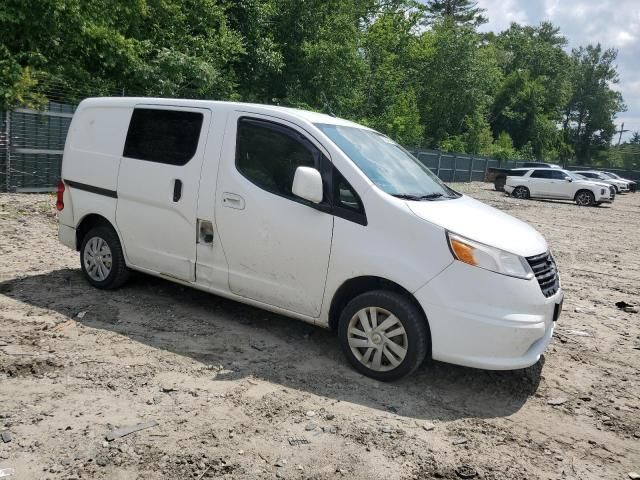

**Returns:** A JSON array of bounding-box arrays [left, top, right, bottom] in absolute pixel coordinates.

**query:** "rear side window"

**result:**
[[236, 118, 320, 199], [123, 108, 203, 165], [531, 170, 552, 179]]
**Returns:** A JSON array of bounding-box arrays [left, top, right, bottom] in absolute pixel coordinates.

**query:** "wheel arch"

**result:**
[[75, 213, 119, 251], [328, 276, 431, 338], [573, 188, 595, 201]]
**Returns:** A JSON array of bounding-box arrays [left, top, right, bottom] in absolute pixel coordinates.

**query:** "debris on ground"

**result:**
[[105, 421, 159, 441], [0, 467, 15, 478], [0, 432, 11, 444], [561, 329, 592, 337], [616, 301, 639, 313], [455, 464, 477, 478], [547, 397, 569, 406], [288, 437, 310, 446]]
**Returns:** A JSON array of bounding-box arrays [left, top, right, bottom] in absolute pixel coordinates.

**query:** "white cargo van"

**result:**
[[58, 98, 563, 380]]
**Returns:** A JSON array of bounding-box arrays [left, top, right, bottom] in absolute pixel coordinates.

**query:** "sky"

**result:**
[[476, 0, 640, 142]]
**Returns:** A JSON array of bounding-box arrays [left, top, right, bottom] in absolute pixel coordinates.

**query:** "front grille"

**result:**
[[526, 252, 559, 298]]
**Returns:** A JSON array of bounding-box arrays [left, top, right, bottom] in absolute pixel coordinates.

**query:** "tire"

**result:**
[[512, 186, 530, 200], [80, 225, 130, 289], [338, 290, 429, 381], [574, 190, 595, 207]]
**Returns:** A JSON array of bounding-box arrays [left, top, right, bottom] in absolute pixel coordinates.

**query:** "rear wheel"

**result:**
[[80, 225, 129, 289], [575, 190, 595, 207], [512, 186, 530, 200], [338, 290, 429, 381]]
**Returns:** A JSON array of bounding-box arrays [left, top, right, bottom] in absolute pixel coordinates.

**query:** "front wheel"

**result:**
[[512, 186, 530, 200], [80, 225, 130, 289], [338, 290, 429, 381], [575, 190, 595, 206]]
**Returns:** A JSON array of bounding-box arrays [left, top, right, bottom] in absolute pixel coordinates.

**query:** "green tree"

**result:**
[[563, 44, 626, 163], [423, 0, 487, 26], [412, 22, 499, 149], [490, 22, 572, 159], [0, 0, 244, 104], [359, 7, 423, 143]]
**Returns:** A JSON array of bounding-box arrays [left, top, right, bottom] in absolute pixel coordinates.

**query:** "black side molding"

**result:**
[[65, 180, 118, 199]]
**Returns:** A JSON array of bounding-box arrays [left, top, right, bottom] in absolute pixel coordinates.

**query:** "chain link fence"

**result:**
[[1, 101, 639, 192]]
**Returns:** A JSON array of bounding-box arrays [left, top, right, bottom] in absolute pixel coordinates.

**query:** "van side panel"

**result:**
[[62, 105, 132, 191], [60, 104, 132, 242]]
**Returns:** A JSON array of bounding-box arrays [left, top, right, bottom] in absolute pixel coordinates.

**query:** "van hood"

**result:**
[[406, 195, 547, 258]]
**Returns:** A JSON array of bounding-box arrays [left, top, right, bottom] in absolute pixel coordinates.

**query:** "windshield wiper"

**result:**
[[392, 193, 445, 201]]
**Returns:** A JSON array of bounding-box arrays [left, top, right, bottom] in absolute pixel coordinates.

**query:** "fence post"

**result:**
[[452, 154, 457, 182], [468, 156, 474, 182], [436, 151, 441, 178], [484, 158, 489, 181], [5, 110, 10, 192]]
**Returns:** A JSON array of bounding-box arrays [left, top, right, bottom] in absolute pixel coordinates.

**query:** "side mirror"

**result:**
[[292, 166, 323, 204], [564, 176, 572, 182]]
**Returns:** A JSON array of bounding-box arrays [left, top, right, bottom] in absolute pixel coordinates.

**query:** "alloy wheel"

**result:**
[[576, 191, 593, 206], [513, 186, 529, 199]]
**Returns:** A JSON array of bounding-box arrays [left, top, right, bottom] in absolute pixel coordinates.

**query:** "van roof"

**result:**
[[78, 97, 366, 129]]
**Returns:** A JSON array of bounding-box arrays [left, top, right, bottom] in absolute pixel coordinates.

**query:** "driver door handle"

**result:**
[[222, 192, 245, 210]]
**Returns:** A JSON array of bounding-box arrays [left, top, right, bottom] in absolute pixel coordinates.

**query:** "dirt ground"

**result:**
[[0, 183, 639, 480]]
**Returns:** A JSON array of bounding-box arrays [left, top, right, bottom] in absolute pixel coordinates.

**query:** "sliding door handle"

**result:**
[[173, 179, 183, 202]]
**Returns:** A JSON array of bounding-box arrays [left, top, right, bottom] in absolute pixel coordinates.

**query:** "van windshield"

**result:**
[[315, 124, 458, 200]]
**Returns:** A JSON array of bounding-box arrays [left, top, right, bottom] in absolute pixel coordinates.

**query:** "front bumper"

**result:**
[[595, 188, 613, 203], [415, 260, 562, 370]]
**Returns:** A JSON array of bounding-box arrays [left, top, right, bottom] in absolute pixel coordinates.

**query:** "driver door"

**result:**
[[214, 113, 334, 317], [546, 170, 573, 198]]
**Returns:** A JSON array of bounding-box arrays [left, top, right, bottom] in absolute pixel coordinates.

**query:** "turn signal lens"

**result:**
[[446, 231, 534, 280], [450, 238, 477, 266]]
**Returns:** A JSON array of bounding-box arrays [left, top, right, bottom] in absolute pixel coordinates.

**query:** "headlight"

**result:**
[[446, 232, 534, 280]]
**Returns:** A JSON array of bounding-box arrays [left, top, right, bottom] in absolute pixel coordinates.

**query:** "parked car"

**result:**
[[520, 162, 562, 169], [505, 168, 614, 206], [573, 170, 629, 193], [57, 97, 563, 380], [601, 171, 637, 193]]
